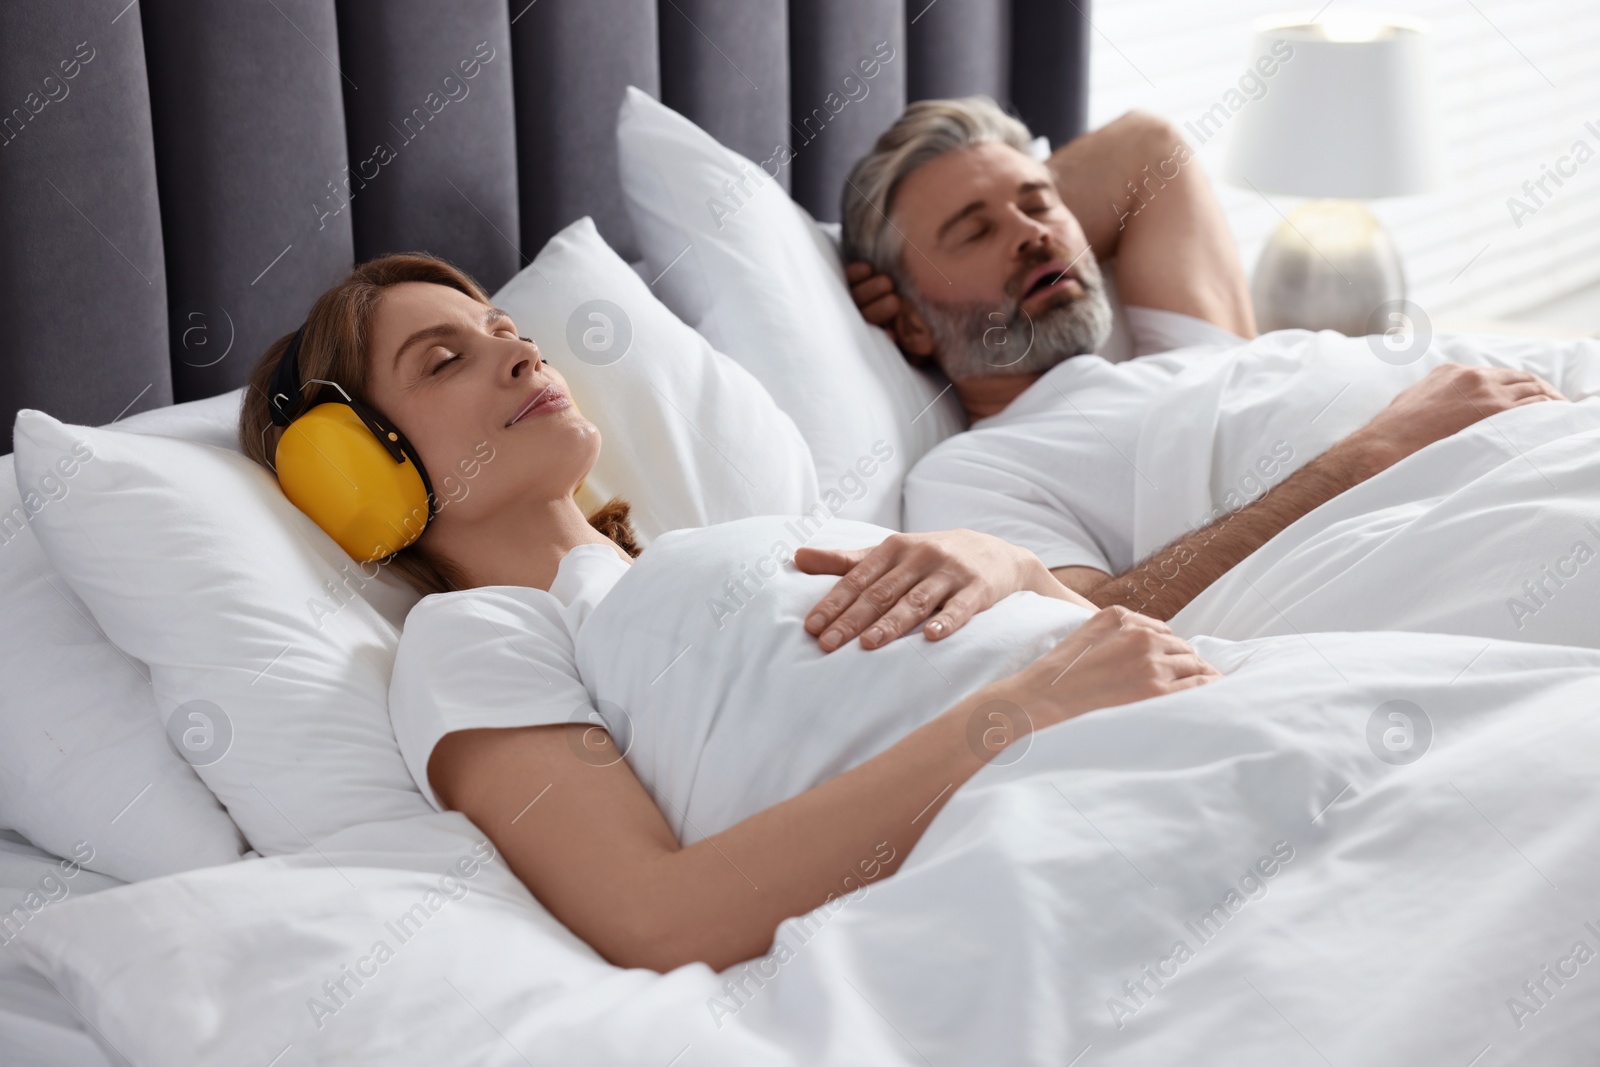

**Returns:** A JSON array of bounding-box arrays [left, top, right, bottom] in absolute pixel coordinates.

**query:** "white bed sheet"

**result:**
[[14, 331, 1600, 1063], [1122, 328, 1600, 650], [1172, 397, 1600, 648], [0, 831, 124, 1067], [1130, 330, 1600, 560], [11, 627, 1600, 1065]]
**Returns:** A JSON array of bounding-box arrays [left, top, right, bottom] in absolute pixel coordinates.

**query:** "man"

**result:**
[[840, 96, 1567, 620]]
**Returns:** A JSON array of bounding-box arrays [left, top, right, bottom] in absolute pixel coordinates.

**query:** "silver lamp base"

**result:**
[[1250, 199, 1406, 336]]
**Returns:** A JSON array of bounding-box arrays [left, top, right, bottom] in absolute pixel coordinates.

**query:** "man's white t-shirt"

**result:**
[[903, 308, 1243, 575]]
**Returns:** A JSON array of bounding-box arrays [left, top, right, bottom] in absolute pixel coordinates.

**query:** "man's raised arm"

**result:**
[[1045, 110, 1255, 338], [846, 110, 1256, 343]]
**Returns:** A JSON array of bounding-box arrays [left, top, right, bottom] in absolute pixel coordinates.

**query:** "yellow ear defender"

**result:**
[[265, 323, 558, 564], [266, 324, 436, 562]]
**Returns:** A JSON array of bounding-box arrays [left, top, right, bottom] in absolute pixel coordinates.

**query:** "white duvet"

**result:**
[[1130, 329, 1600, 651], [13, 509, 1600, 1064], [576, 517, 1091, 843], [0, 833, 123, 1067]]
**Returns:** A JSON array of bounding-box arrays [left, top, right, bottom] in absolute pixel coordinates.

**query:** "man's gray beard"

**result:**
[[902, 253, 1114, 381]]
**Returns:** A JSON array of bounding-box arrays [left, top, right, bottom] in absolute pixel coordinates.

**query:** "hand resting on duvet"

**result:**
[[239, 258, 1218, 972]]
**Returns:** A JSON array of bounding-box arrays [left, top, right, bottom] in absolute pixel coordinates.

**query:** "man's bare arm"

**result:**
[[1075, 438, 1387, 618], [1046, 111, 1256, 338], [1049, 564, 1112, 598], [1053, 363, 1568, 619]]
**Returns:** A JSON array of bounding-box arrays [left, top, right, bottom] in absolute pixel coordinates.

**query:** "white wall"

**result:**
[[1085, 0, 1600, 320]]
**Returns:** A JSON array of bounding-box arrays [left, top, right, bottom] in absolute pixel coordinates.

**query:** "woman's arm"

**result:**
[[430, 606, 1215, 973]]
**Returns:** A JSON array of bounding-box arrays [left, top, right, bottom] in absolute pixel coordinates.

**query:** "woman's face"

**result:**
[[363, 281, 599, 527]]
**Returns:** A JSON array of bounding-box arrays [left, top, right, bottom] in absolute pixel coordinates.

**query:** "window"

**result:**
[[1087, 0, 1600, 322]]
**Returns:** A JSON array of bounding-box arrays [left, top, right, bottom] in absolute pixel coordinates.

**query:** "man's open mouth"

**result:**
[[1018, 262, 1074, 303]]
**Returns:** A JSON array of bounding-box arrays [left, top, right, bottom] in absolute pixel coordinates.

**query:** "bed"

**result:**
[[0, 2, 1090, 1062], [6, 4, 1600, 1066]]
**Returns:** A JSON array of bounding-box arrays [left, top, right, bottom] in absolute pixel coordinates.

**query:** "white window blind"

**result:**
[[1085, 0, 1600, 321]]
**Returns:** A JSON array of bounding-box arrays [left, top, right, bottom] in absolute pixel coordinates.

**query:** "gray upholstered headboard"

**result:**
[[0, 0, 1088, 453]]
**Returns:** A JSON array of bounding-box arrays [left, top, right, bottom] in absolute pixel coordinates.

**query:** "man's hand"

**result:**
[[1346, 363, 1566, 470], [796, 529, 1065, 652], [989, 606, 1220, 727], [845, 261, 901, 338]]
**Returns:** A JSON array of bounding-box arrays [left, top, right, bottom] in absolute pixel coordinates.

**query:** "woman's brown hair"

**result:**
[[239, 252, 640, 596]]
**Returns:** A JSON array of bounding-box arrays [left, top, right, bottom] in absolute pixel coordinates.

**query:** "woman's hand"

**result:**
[[988, 606, 1221, 733], [796, 529, 1071, 652]]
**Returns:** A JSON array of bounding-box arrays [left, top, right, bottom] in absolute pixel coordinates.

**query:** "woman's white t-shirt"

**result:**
[[388, 543, 631, 810], [389, 517, 1091, 840]]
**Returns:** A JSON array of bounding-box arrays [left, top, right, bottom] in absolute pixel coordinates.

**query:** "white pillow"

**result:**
[[0, 454, 248, 882], [102, 387, 422, 632], [13, 410, 434, 856], [492, 217, 817, 539], [10, 813, 621, 1067], [114, 385, 244, 451], [0, 393, 252, 882], [616, 88, 966, 529]]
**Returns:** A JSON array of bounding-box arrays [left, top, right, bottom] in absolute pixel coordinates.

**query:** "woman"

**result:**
[[239, 253, 1219, 973]]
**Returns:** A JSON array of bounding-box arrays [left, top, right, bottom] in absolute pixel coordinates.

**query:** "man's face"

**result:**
[[889, 141, 1111, 381]]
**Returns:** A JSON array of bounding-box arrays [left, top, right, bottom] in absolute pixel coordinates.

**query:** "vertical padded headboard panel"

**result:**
[[1010, 0, 1091, 147], [660, 0, 792, 192], [0, 7, 171, 452], [787, 0, 907, 223], [141, 0, 355, 403], [337, 1, 520, 293], [0, 1, 1092, 445], [907, 0, 1011, 102], [510, 0, 660, 263]]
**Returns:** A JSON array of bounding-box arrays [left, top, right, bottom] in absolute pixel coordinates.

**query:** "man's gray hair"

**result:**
[[841, 96, 1034, 275]]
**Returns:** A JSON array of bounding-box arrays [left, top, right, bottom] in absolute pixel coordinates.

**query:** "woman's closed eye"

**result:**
[[427, 326, 519, 375]]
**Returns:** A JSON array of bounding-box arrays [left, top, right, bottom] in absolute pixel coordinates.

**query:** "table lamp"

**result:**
[[1224, 12, 1445, 335]]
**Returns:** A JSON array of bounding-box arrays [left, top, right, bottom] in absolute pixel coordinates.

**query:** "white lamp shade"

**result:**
[[1223, 14, 1445, 198]]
